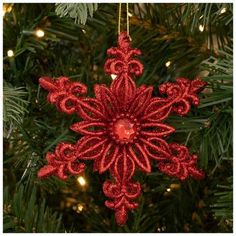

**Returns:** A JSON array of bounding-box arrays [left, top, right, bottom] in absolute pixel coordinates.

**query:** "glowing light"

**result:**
[[77, 176, 86, 186], [111, 74, 117, 80], [7, 50, 14, 57], [166, 188, 171, 192], [77, 204, 84, 212], [82, 29, 86, 34], [170, 183, 181, 189], [165, 61, 171, 67], [199, 15, 203, 19], [128, 12, 133, 17], [3, 4, 12, 16], [35, 29, 45, 38], [199, 25, 204, 32], [220, 7, 227, 14]]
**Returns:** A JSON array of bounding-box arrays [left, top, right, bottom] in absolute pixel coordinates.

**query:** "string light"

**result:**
[[7, 50, 14, 57], [77, 176, 86, 186], [128, 12, 133, 17], [111, 74, 117, 80], [199, 25, 204, 32], [220, 7, 227, 14], [3, 4, 12, 17], [72, 203, 84, 213], [77, 204, 84, 212], [165, 61, 171, 67], [170, 183, 181, 190], [161, 226, 166, 231], [166, 188, 171, 192], [35, 29, 45, 38]]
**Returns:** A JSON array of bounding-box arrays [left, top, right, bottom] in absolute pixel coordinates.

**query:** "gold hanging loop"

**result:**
[[118, 3, 122, 35], [118, 3, 130, 38], [126, 3, 129, 36]]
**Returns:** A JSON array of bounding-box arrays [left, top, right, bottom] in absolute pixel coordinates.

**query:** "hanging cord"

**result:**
[[126, 3, 129, 36], [118, 3, 121, 35], [118, 3, 130, 37]]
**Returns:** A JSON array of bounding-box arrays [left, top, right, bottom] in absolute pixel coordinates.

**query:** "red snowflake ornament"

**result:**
[[38, 32, 206, 225]]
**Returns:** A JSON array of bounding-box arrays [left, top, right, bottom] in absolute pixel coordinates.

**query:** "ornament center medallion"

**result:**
[[113, 118, 136, 141]]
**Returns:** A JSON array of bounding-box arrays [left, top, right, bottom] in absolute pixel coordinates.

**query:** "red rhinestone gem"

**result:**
[[113, 118, 136, 141]]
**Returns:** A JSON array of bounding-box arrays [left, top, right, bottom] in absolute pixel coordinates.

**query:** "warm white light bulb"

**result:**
[[220, 7, 227, 14], [166, 188, 171, 192], [111, 74, 117, 80], [199, 25, 204, 32], [128, 12, 133, 17], [35, 29, 45, 38], [3, 5, 12, 16], [77, 176, 86, 186], [77, 204, 84, 212], [7, 49, 14, 57], [165, 61, 171, 67]]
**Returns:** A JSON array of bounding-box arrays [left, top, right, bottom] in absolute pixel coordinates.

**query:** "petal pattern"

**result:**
[[111, 74, 136, 109], [113, 148, 135, 182], [70, 121, 107, 136], [140, 137, 171, 160], [142, 98, 172, 122], [77, 98, 106, 121], [128, 86, 153, 117], [141, 123, 175, 137], [76, 136, 107, 160], [128, 143, 151, 173], [99, 142, 119, 173], [94, 84, 119, 118]]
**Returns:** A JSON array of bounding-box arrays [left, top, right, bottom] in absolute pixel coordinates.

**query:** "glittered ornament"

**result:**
[[38, 32, 206, 225]]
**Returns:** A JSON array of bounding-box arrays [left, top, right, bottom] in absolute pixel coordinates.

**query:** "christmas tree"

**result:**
[[3, 3, 233, 233]]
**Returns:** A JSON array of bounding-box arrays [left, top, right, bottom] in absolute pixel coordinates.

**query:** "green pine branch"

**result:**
[[3, 82, 29, 138], [211, 177, 232, 221], [55, 3, 98, 25], [3, 185, 63, 233]]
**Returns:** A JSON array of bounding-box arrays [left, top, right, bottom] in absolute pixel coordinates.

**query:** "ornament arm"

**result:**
[[103, 148, 141, 225], [158, 77, 207, 116], [143, 77, 206, 122], [39, 76, 87, 115], [37, 142, 85, 180], [157, 143, 205, 181]]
